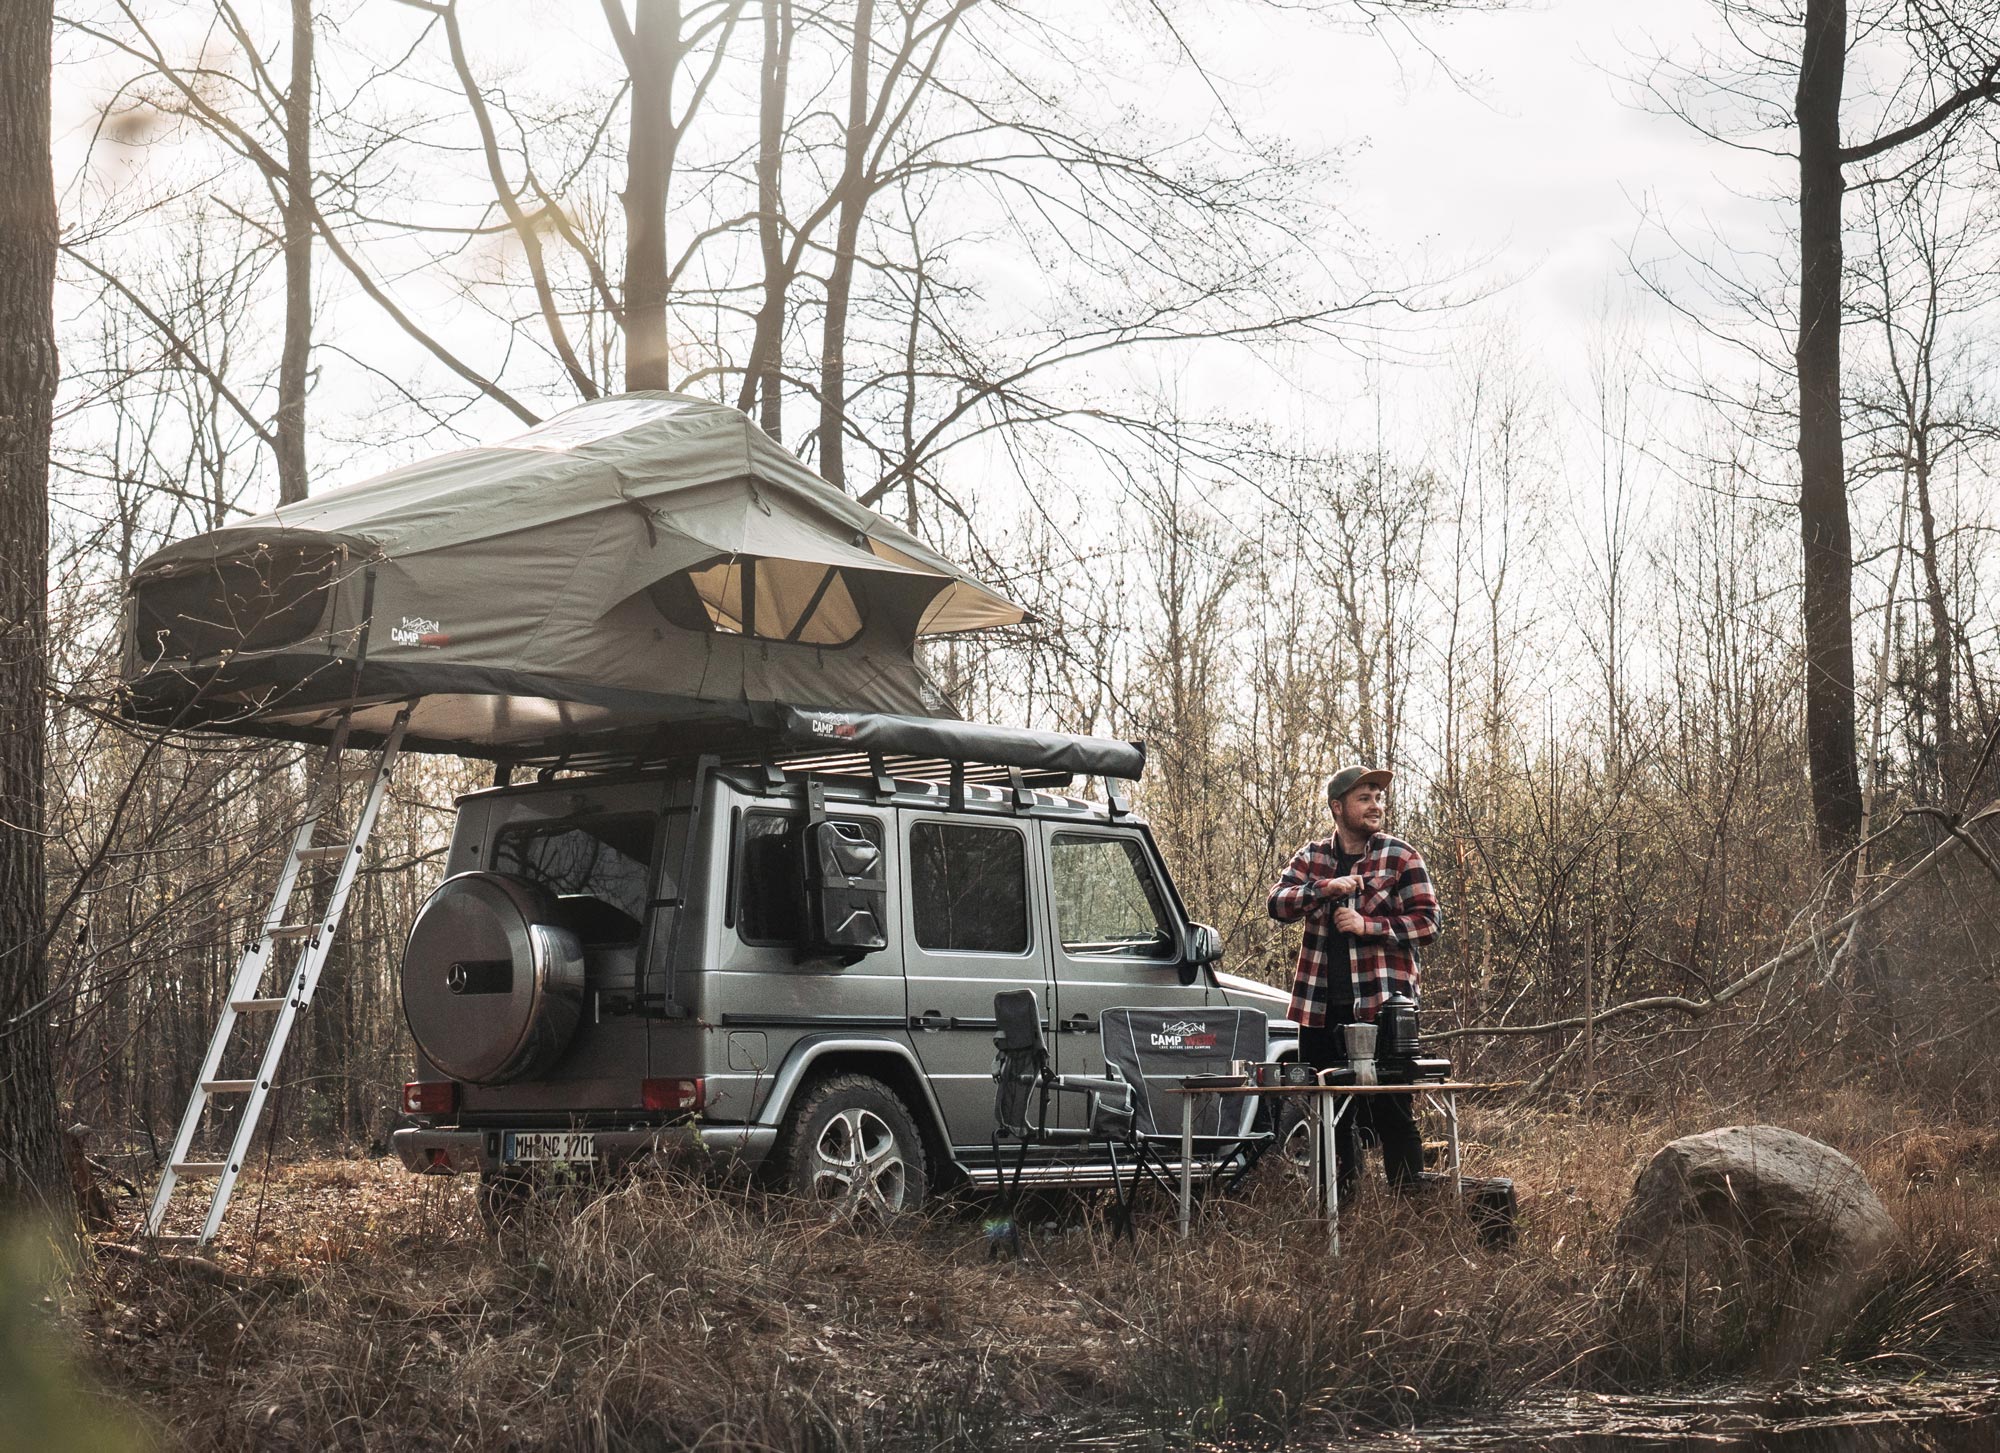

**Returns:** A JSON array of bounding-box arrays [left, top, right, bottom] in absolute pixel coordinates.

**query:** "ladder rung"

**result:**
[[202, 1079, 255, 1094], [296, 844, 350, 863], [268, 924, 316, 941], [334, 762, 380, 785], [171, 1161, 229, 1175], [230, 997, 285, 1014]]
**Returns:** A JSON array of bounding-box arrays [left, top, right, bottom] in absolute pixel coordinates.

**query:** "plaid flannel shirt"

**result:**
[[1267, 831, 1440, 1026]]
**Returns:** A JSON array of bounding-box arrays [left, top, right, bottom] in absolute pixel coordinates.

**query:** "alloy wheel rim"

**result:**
[[809, 1106, 911, 1216]]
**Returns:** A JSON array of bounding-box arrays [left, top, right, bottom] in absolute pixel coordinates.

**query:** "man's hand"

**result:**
[[1316, 875, 1362, 899], [1332, 906, 1367, 935]]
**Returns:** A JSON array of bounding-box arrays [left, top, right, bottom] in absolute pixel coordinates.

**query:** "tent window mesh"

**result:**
[[648, 558, 865, 646], [129, 545, 343, 664]]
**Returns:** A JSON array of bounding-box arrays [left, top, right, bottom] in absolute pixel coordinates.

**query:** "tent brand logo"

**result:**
[[391, 616, 450, 648], [807, 713, 858, 739], [1149, 1020, 1216, 1050]]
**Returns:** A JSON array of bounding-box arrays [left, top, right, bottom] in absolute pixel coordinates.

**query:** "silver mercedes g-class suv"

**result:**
[[391, 714, 1295, 1214]]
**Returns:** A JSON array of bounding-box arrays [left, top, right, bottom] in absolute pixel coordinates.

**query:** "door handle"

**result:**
[[913, 1009, 950, 1031], [1063, 1013, 1095, 1033]]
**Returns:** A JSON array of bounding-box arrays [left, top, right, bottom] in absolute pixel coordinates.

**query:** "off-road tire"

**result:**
[[771, 1073, 929, 1218]]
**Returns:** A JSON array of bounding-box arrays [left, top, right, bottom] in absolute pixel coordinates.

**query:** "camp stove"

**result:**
[[1374, 992, 1451, 1084]]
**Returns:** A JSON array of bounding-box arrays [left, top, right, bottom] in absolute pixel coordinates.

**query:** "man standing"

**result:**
[[1268, 766, 1440, 1191]]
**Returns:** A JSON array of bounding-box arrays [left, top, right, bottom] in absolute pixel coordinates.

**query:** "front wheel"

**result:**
[[773, 1074, 929, 1219]]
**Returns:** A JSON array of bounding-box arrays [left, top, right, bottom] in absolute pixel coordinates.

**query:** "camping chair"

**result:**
[[990, 989, 1139, 1248], [1096, 1006, 1273, 1207]]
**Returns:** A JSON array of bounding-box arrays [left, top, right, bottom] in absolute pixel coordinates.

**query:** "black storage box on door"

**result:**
[[802, 781, 887, 962]]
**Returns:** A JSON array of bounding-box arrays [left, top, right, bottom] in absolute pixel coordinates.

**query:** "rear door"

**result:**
[[700, 795, 905, 1125], [455, 780, 665, 1115], [1042, 827, 1208, 1125], [898, 812, 1051, 1150]]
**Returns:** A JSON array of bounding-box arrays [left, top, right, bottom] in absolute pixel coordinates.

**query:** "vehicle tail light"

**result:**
[[643, 1077, 705, 1114], [402, 1080, 458, 1115]]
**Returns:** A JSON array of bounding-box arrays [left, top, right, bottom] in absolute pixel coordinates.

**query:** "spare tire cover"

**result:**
[[401, 872, 587, 1085]]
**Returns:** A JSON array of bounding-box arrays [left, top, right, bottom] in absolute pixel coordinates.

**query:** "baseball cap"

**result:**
[[1325, 765, 1393, 806]]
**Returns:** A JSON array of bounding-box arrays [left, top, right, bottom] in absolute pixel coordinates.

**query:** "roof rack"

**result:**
[[724, 748, 1073, 789]]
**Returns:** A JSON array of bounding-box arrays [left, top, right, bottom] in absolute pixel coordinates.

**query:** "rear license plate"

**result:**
[[504, 1131, 596, 1164]]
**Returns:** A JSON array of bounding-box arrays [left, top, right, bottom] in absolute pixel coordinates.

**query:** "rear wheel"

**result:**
[[773, 1074, 929, 1218]]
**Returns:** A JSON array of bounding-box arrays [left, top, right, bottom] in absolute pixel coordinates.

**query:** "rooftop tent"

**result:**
[[119, 393, 1029, 761]]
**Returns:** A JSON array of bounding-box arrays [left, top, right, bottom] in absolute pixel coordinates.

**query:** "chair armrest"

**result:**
[[1055, 1074, 1129, 1100]]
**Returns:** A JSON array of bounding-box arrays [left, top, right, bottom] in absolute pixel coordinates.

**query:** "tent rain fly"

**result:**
[[119, 393, 1036, 764]]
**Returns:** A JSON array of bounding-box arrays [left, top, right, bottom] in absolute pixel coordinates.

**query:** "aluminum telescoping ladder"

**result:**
[[145, 705, 414, 1245]]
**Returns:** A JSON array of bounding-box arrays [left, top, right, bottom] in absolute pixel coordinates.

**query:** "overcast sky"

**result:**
[[1201, 0, 1784, 417]]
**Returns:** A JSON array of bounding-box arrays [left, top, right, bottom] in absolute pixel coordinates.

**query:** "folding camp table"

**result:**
[[1168, 1080, 1505, 1254]]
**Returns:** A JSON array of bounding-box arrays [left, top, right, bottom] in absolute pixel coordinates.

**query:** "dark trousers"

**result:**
[[1297, 1019, 1423, 1189]]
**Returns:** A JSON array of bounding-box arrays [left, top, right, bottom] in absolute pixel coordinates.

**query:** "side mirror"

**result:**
[[802, 819, 887, 961], [1179, 921, 1224, 984]]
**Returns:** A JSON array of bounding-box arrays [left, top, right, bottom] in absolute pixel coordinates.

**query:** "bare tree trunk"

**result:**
[[0, 0, 66, 1219], [742, 0, 793, 437], [1910, 442, 1957, 792], [1796, 0, 1862, 870], [817, 0, 873, 490], [276, 0, 313, 504], [620, 0, 679, 392]]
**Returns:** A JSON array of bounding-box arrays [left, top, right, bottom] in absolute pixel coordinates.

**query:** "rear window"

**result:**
[[493, 812, 654, 939], [910, 822, 1028, 954]]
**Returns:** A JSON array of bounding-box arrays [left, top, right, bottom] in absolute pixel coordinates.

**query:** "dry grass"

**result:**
[[66, 1089, 2000, 1451]]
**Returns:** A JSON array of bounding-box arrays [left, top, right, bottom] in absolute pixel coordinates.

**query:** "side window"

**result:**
[[910, 822, 1029, 954], [736, 810, 883, 945], [492, 812, 654, 942], [1050, 835, 1173, 959]]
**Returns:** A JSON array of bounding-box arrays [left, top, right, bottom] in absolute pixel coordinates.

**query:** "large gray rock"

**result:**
[[1614, 1124, 1895, 1367], [1615, 1124, 1894, 1267]]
